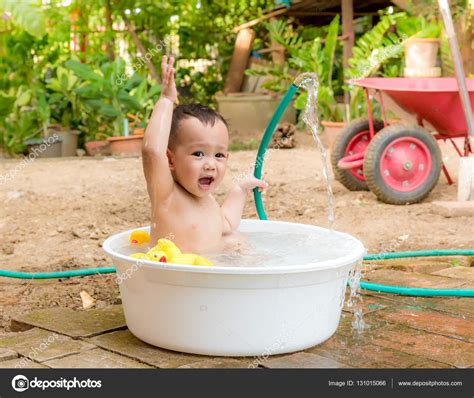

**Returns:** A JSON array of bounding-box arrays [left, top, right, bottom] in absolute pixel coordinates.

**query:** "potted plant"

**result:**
[[106, 80, 161, 156], [397, 16, 442, 77], [46, 66, 85, 156], [4, 85, 64, 158], [65, 58, 162, 156], [66, 58, 147, 156]]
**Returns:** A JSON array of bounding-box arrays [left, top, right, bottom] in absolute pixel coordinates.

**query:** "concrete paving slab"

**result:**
[[88, 329, 206, 368], [43, 348, 151, 368], [11, 305, 126, 338], [0, 327, 95, 362]]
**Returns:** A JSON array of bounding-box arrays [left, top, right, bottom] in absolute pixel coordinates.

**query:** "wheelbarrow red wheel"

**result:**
[[331, 118, 385, 191], [363, 124, 442, 205]]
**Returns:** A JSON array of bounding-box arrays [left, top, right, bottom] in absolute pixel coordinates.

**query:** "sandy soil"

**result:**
[[0, 131, 472, 334]]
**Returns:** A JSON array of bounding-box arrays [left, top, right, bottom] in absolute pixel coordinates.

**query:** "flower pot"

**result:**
[[404, 38, 441, 77], [84, 140, 111, 156], [58, 129, 80, 157], [25, 135, 63, 158], [47, 127, 81, 157], [133, 127, 145, 136], [320, 121, 346, 149], [107, 135, 143, 157]]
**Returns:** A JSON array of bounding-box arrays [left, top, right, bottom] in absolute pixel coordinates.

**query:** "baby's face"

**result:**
[[168, 117, 229, 198]]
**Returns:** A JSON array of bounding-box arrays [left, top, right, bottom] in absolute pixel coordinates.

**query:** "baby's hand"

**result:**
[[238, 175, 268, 193], [160, 55, 177, 103]]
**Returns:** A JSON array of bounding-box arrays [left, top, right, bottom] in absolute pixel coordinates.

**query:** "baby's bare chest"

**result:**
[[179, 199, 223, 231], [155, 195, 223, 237]]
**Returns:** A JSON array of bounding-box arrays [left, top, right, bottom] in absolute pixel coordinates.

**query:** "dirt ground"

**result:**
[[0, 130, 472, 335]]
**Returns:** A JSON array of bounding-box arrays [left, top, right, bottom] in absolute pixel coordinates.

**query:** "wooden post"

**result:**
[[462, 0, 474, 74], [223, 28, 256, 94], [342, 0, 354, 122]]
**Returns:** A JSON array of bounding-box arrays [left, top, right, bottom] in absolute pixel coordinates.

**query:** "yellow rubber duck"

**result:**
[[129, 230, 150, 246], [129, 236, 213, 266], [129, 253, 149, 260]]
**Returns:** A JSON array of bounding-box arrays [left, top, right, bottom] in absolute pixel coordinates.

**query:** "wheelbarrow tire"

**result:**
[[363, 124, 442, 205], [330, 118, 385, 191]]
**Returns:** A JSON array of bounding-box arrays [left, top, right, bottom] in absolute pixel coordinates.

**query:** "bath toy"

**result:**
[[171, 253, 213, 266], [129, 253, 150, 260], [155, 239, 181, 259], [145, 246, 168, 263], [130, 230, 150, 246], [130, 238, 213, 266]]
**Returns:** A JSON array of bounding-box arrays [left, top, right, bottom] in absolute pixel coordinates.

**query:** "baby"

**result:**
[[142, 56, 267, 254]]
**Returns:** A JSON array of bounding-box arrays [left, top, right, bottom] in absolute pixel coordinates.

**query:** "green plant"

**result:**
[[0, 0, 46, 39], [246, 15, 342, 122], [46, 66, 82, 129], [0, 86, 42, 154], [396, 15, 441, 39], [346, 12, 407, 119], [128, 78, 162, 127], [65, 58, 143, 140]]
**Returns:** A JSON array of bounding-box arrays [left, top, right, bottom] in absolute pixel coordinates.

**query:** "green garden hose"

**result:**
[[253, 83, 298, 220]]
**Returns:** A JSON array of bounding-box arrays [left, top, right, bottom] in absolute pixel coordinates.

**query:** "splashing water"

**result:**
[[346, 259, 367, 334], [295, 73, 335, 230]]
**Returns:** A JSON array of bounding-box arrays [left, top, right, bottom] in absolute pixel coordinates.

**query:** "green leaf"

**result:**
[[0, 92, 15, 117], [322, 15, 340, 88], [117, 91, 141, 111], [65, 60, 103, 84], [16, 90, 32, 107], [99, 103, 120, 118], [1, 0, 46, 38]]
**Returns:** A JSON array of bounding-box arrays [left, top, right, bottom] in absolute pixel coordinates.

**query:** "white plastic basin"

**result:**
[[103, 220, 365, 357]]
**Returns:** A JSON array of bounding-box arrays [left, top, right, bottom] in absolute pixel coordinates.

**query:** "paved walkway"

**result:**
[[1, 257, 473, 368]]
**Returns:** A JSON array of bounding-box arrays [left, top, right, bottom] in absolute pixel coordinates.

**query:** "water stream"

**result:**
[[294, 73, 335, 230], [295, 73, 365, 333]]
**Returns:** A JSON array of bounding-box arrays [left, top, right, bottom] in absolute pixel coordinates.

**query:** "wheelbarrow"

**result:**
[[331, 77, 474, 204]]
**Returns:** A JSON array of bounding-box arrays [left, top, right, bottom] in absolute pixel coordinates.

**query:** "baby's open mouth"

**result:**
[[198, 176, 214, 190]]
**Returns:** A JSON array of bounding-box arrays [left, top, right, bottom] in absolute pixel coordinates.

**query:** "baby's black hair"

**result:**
[[169, 103, 228, 148]]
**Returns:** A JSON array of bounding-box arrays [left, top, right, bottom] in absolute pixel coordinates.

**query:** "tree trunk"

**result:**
[[104, 0, 115, 60], [223, 28, 255, 93]]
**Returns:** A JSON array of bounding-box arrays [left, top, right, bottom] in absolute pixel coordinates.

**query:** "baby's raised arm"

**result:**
[[142, 56, 177, 201]]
